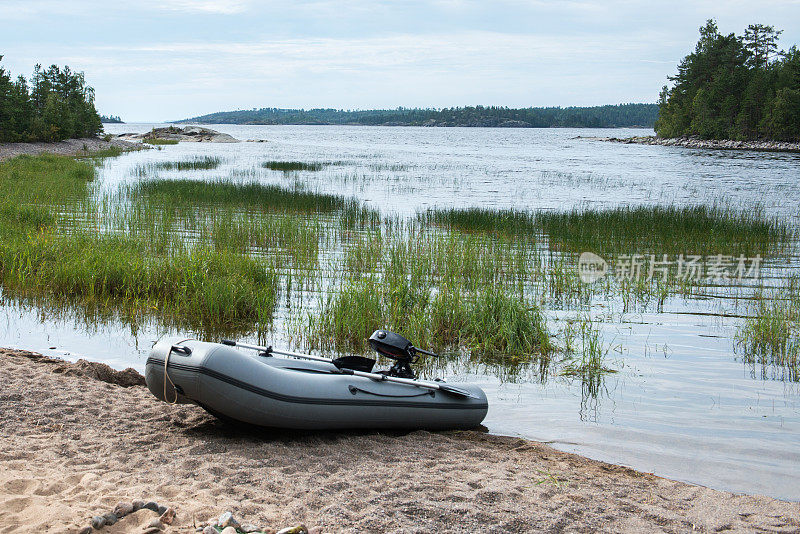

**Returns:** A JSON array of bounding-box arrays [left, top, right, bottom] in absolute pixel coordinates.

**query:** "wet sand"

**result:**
[[0, 348, 798, 533]]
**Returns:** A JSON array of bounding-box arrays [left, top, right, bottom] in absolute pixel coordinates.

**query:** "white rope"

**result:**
[[164, 348, 179, 404]]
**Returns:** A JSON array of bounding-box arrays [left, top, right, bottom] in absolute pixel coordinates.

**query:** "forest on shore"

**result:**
[[0, 56, 103, 142], [180, 103, 659, 129], [100, 114, 123, 124], [657, 21, 800, 141]]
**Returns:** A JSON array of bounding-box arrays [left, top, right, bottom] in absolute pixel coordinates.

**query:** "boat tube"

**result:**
[[145, 332, 488, 430]]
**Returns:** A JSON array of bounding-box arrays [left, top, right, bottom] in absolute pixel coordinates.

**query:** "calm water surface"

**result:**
[[4, 124, 800, 500]]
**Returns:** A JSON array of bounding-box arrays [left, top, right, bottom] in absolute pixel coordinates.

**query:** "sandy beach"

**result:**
[[0, 348, 797, 533]]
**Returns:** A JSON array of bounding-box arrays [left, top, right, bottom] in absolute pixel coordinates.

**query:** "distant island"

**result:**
[[179, 103, 659, 129], [100, 114, 123, 124], [656, 20, 799, 141]]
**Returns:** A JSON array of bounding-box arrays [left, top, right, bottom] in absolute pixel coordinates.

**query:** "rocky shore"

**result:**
[[116, 126, 239, 144], [1, 348, 798, 533], [0, 137, 139, 162], [584, 135, 800, 153]]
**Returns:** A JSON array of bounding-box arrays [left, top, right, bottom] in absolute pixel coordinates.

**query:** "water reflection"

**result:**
[[2, 124, 800, 499]]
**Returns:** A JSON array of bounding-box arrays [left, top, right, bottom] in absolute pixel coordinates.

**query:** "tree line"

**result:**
[[0, 56, 103, 142], [181, 103, 659, 128], [656, 21, 800, 141], [100, 114, 123, 124]]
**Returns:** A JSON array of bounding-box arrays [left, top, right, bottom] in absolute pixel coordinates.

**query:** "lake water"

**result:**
[[4, 124, 800, 500]]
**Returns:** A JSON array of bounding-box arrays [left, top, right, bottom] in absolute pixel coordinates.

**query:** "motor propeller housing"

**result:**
[[368, 330, 437, 379]]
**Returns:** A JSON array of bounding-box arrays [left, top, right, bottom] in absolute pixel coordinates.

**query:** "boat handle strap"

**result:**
[[348, 385, 434, 398]]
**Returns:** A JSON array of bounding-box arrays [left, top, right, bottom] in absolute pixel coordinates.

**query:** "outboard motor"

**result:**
[[368, 330, 437, 379]]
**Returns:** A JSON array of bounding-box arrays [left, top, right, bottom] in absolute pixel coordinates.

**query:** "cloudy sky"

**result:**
[[3, 0, 799, 121]]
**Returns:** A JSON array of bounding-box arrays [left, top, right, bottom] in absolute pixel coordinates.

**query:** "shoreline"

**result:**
[[1, 348, 798, 533], [581, 135, 800, 153], [0, 137, 140, 162]]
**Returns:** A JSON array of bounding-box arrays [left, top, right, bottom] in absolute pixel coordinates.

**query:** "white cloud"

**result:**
[[145, 0, 251, 14]]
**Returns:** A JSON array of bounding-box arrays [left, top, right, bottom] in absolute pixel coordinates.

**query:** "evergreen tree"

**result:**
[[743, 24, 782, 69], [0, 56, 103, 142], [657, 20, 800, 141]]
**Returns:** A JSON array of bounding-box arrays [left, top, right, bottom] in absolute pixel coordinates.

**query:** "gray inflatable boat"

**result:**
[[145, 331, 488, 430]]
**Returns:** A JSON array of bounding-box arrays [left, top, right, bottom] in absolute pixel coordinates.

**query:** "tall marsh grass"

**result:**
[[152, 156, 222, 171], [0, 155, 279, 332], [262, 161, 326, 172], [131, 178, 371, 216], [421, 205, 792, 257], [736, 279, 800, 381]]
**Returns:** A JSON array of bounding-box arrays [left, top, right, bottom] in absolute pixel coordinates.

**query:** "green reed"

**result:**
[[421, 204, 793, 257], [151, 156, 222, 171], [262, 161, 326, 172], [0, 155, 279, 332], [736, 278, 800, 381], [131, 178, 369, 215]]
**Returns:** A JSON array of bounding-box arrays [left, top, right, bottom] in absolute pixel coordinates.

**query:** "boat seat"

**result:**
[[331, 355, 376, 373]]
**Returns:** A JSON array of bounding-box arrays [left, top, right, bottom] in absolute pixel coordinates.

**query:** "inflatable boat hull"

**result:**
[[145, 337, 488, 430]]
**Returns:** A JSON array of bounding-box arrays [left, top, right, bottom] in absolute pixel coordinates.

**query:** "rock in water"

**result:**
[[159, 507, 176, 525], [116, 126, 239, 144], [218, 511, 240, 529]]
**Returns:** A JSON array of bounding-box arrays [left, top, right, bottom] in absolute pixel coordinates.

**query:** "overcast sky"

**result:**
[[3, 0, 799, 121]]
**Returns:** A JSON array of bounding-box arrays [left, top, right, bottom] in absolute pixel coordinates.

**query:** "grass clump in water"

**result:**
[[536, 205, 791, 257], [0, 155, 279, 332], [307, 279, 551, 362], [560, 316, 616, 378], [262, 161, 326, 172], [131, 178, 370, 215], [152, 156, 222, 171], [421, 205, 792, 257], [420, 207, 536, 237], [736, 280, 799, 381]]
